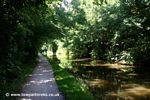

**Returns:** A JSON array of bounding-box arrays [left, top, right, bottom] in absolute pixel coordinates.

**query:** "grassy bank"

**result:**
[[48, 58, 94, 100], [1, 60, 38, 100]]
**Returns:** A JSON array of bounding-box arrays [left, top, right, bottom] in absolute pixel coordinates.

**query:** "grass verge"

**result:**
[[1, 60, 38, 100], [48, 58, 94, 100]]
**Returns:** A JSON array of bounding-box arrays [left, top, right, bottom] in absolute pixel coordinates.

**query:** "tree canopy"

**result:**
[[0, 0, 61, 83], [0, 0, 150, 86], [54, 0, 150, 66]]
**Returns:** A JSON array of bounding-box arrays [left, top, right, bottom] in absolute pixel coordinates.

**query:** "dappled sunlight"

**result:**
[[24, 83, 31, 86], [70, 58, 91, 62], [70, 58, 133, 69], [66, 59, 150, 100], [28, 74, 44, 77], [42, 70, 52, 73], [29, 78, 55, 85], [28, 74, 32, 77], [38, 65, 42, 68], [59, 82, 84, 93], [56, 75, 74, 81], [127, 73, 139, 76], [56, 76, 64, 80], [23, 78, 55, 87], [17, 55, 65, 100], [37, 69, 43, 71], [86, 79, 110, 88], [107, 84, 150, 100], [33, 74, 43, 76], [122, 85, 150, 97], [81, 62, 134, 70]]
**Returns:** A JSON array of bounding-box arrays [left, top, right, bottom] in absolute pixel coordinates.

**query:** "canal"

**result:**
[[60, 58, 150, 100]]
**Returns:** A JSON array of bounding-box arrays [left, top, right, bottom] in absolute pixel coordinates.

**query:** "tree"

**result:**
[[54, 0, 150, 66], [0, 0, 61, 84]]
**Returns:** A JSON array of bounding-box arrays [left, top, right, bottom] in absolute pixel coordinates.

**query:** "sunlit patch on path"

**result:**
[[18, 54, 64, 100]]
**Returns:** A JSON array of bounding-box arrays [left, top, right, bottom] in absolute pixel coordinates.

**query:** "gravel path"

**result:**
[[18, 55, 64, 100]]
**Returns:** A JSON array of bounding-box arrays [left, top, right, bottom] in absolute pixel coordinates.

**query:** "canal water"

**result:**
[[60, 59, 150, 100]]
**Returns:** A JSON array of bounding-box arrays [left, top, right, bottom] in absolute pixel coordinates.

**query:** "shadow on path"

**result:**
[[18, 54, 64, 100]]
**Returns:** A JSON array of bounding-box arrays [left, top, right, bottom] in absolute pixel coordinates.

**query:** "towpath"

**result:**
[[18, 54, 64, 100]]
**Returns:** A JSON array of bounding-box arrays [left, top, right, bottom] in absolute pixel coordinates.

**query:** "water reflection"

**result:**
[[67, 59, 150, 100]]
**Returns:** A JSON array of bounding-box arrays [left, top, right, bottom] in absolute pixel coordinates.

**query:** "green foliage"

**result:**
[[0, 0, 61, 85], [55, 0, 150, 66], [48, 58, 94, 100], [1, 0, 150, 94]]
